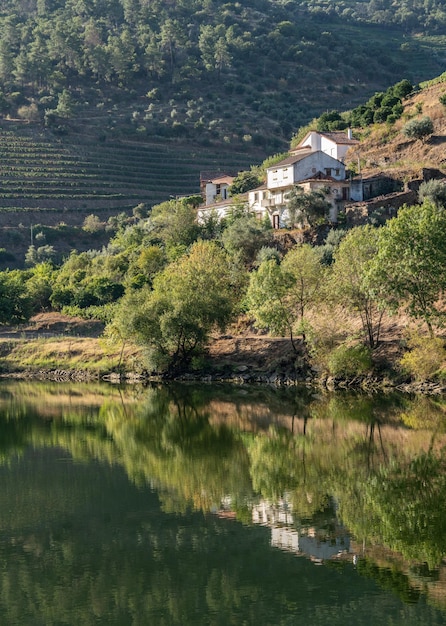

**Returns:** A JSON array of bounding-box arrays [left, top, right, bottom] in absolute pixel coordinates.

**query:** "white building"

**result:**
[[198, 131, 358, 228], [296, 129, 358, 162], [249, 147, 350, 227]]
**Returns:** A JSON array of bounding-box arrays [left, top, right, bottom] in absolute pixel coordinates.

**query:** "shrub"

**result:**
[[399, 334, 445, 381], [327, 343, 373, 377], [418, 179, 446, 208], [83, 214, 104, 233], [255, 246, 280, 266], [402, 116, 433, 140], [18, 103, 39, 122]]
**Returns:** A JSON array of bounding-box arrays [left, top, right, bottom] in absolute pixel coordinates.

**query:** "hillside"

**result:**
[[0, 0, 445, 266], [0, 0, 446, 154], [0, 119, 262, 216], [350, 77, 446, 179]]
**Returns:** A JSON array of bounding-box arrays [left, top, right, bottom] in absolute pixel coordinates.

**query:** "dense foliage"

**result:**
[[0, 0, 445, 148], [2, 186, 446, 379]]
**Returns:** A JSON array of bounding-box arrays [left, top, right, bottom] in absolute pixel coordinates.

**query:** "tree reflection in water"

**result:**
[[0, 381, 446, 621]]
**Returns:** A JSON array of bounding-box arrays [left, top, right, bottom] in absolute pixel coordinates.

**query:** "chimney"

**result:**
[[347, 128, 353, 140]]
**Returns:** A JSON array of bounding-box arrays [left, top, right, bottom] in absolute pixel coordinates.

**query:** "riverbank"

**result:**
[[1, 312, 445, 393]]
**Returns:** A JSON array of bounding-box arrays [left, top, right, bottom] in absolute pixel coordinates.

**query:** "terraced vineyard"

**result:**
[[0, 120, 262, 225]]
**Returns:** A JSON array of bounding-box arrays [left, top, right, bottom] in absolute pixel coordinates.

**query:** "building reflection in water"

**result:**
[[252, 497, 351, 564]]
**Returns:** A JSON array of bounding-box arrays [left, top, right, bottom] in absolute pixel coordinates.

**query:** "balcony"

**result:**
[[261, 198, 276, 207]]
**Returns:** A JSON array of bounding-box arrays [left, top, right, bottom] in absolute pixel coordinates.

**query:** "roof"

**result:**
[[200, 170, 236, 182], [248, 183, 268, 192], [295, 130, 359, 151], [268, 148, 345, 170], [319, 131, 359, 145], [268, 150, 313, 169], [299, 172, 345, 183], [209, 175, 234, 185], [198, 193, 248, 210]]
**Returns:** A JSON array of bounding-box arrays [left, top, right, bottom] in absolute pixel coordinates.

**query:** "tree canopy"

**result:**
[[372, 201, 446, 334], [111, 240, 236, 374]]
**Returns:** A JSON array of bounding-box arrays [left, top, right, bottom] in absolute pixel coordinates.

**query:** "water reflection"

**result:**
[[1, 381, 446, 623]]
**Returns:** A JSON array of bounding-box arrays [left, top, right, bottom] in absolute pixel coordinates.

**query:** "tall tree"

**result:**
[[372, 201, 446, 334], [111, 241, 236, 374], [247, 244, 325, 348], [331, 225, 385, 348], [285, 186, 331, 228]]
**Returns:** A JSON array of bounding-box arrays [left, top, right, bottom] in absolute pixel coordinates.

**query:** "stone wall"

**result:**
[[345, 189, 418, 226]]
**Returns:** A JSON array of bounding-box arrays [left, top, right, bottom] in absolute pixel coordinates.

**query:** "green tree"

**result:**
[[25, 244, 56, 266], [247, 244, 325, 348], [372, 201, 446, 334], [331, 225, 385, 348], [55, 89, 75, 118], [392, 79, 413, 99], [229, 170, 262, 195], [221, 215, 272, 267], [150, 197, 201, 257], [82, 214, 104, 233], [0, 270, 32, 324], [247, 259, 297, 346], [0, 39, 14, 84], [285, 186, 331, 228], [111, 241, 236, 374], [26, 262, 54, 312], [281, 244, 326, 340], [160, 19, 185, 82]]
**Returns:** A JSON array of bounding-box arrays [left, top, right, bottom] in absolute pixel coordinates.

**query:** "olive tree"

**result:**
[[418, 179, 446, 209], [402, 116, 433, 141]]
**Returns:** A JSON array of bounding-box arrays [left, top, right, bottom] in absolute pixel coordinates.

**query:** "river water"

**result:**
[[1, 380, 446, 625]]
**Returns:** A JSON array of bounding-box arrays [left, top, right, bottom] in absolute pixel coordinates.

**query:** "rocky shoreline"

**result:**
[[4, 366, 446, 395]]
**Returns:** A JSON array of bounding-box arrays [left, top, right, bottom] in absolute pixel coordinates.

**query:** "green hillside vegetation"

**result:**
[[0, 2, 446, 380], [0, 0, 445, 153], [0, 0, 443, 254]]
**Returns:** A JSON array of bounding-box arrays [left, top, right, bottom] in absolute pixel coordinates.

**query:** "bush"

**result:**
[[327, 343, 373, 377], [83, 214, 104, 233], [255, 246, 280, 266], [402, 116, 433, 140], [18, 103, 40, 122], [418, 179, 446, 208], [399, 334, 445, 381]]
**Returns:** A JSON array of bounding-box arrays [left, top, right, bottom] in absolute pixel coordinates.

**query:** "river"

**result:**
[[0, 380, 446, 625]]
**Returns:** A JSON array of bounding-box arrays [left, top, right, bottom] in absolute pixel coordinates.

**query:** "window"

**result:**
[[325, 168, 332, 176], [335, 168, 340, 176]]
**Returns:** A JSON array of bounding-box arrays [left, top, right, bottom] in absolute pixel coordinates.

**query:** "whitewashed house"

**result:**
[[295, 129, 358, 162], [249, 147, 349, 227], [200, 173, 234, 205], [198, 130, 357, 228]]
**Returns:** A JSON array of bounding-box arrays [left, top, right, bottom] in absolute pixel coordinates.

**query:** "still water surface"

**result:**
[[1, 381, 446, 624]]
